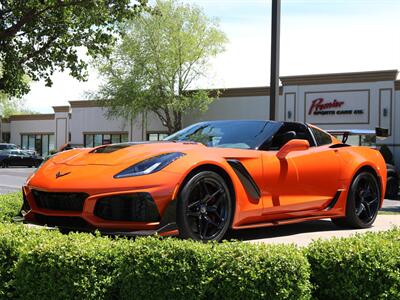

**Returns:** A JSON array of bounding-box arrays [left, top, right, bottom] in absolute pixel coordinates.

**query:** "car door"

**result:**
[[261, 125, 341, 215]]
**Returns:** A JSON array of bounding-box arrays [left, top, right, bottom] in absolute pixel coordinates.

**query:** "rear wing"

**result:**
[[327, 127, 389, 144]]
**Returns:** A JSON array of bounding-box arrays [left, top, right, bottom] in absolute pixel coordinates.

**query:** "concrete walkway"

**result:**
[[228, 215, 400, 246]]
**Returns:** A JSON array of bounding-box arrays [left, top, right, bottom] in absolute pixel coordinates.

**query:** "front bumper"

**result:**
[[21, 184, 179, 235]]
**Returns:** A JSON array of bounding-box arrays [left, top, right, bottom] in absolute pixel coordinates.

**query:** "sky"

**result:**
[[24, 0, 400, 113]]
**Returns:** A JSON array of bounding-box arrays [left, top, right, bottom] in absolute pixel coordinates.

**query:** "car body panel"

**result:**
[[22, 121, 387, 234]]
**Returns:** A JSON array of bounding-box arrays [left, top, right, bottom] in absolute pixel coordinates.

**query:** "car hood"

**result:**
[[51, 142, 207, 166]]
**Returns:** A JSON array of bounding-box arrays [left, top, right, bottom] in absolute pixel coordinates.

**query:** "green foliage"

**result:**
[[306, 229, 400, 299], [14, 231, 130, 300], [205, 242, 312, 300], [1, 193, 400, 300], [0, 0, 148, 97], [0, 192, 22, 222], [95, 0, 228, 134]]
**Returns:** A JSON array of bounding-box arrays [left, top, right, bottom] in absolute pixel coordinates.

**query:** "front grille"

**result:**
[[32, 190, 88, 212], [94, 193, 160, 222], [34, 214, 90, 229]]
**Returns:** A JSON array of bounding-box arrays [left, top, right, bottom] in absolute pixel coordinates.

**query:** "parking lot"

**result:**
[[1, 167, 400, 245]]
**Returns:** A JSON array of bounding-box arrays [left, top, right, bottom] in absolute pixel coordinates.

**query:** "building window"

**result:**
[[147, 132, 169, 141], [84, 133, 129, 147], [21, 134, 55, 156], [1, 132, 10, 143]]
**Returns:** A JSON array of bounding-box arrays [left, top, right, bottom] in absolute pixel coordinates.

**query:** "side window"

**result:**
[[265, 123, 316, 150], [311, 127, 332, 146]]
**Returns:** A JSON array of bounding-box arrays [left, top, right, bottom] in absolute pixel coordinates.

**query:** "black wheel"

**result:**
[[332, 172, 380, 228], [2, 162, 7, 168], [177, 171, 233, 242], [385, 176, 399, 200]]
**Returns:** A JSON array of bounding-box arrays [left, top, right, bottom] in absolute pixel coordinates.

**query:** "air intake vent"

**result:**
[[32, 190, 88, 212]]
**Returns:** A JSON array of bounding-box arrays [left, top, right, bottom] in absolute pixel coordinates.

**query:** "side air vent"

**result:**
[[227, 160, 261, 201]]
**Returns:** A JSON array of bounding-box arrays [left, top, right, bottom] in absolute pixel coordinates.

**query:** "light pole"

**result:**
[[270, 0, 281, 120]]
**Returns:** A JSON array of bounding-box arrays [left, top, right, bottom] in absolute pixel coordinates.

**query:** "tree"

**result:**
[[0, 0, 148, 97], [0, 94, 33, 117], [94, 0, 227, 134]]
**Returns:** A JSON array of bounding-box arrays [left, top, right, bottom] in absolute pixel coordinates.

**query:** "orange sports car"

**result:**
[[21, 120, 387, 241]]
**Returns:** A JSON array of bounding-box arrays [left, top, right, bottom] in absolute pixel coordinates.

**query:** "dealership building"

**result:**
[[0, 69, 399, 167]]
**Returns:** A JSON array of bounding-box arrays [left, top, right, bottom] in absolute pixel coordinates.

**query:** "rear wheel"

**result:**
[[332, 172, 380, 228], [177, 171, 233, 242]]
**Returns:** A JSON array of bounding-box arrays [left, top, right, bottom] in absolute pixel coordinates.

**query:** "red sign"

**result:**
[[308, 98, 344, 115]]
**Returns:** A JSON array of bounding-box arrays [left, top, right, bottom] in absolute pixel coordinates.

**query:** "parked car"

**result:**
[[0, 143, 18, 150], [328, 128, 399, 199], [22, 120, 387, 241], [1, 149, 43, 168]]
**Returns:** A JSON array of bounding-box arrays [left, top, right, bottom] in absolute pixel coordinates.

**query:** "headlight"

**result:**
[[114, 152, 186, 178]]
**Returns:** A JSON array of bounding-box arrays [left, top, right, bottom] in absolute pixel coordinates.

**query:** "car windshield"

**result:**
[[164, 121, 281, 150]]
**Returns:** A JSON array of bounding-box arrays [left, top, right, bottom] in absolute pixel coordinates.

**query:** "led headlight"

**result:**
[[114, 152, 185, 178]]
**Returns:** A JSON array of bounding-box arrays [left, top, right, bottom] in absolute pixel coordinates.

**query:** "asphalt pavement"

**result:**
[[0, 167, 33, 194], [1, 168, 399, 246]]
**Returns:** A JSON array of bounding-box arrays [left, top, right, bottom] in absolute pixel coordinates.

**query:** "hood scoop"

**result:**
[[53, 144, 152, 166]]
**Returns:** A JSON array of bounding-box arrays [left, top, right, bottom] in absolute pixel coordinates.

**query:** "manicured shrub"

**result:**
[[118, 239, 311, 300], [0, 192, 22, 222], [206, 242, 312, 300], [0, 223, 50, 299], [0, 193, 400, 300], [13, 232, 130, 300], [306, 229, 400, 300]]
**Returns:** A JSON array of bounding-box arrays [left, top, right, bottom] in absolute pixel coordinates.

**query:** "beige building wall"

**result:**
[[9, 116, 55, 147], [69, 102, 132, 145]]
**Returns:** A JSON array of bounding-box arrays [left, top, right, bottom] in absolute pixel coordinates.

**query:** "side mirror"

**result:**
[[277, 139, 310, 160]]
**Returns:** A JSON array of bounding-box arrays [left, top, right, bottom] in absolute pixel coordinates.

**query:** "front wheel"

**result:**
[[177, 171, 233, 242], [332, 172, 380, 228]]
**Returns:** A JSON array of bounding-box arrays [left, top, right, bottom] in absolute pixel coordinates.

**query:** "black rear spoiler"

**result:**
[[327, 127, 389, 144]]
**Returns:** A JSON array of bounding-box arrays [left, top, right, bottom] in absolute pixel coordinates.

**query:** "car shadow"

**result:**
[[224, 219, 353, 242]]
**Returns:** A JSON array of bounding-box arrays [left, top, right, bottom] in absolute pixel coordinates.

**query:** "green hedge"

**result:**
[[0, 223, 312, 300], [306, 229, 400, 300], [0, 192, 22, 223], [0, 193, 399, 299]]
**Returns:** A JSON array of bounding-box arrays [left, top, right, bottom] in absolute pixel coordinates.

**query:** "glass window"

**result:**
[[42, 135, 49, 157], [121, 134, 128, 143], [85, 135, 94, 147], [49, 134, 55, 152], [148, 133, 169, 141], [148, 133, 159, 141], [310, 127, 332, 146], [111, 134, 120, 144], [94, 134, 102, 147], [20, 134, 55, 156], [22, 135, 28, 149], [2, 133, 10, 143], [28, 135, 35, 150], [85, 133, 128, 147], [103, 134, 111, 145]]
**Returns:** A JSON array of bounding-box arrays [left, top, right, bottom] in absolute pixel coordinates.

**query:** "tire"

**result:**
[[177, 171, 233, 242], [332, 172, 380, 229], [385, 176, 399, 200]]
